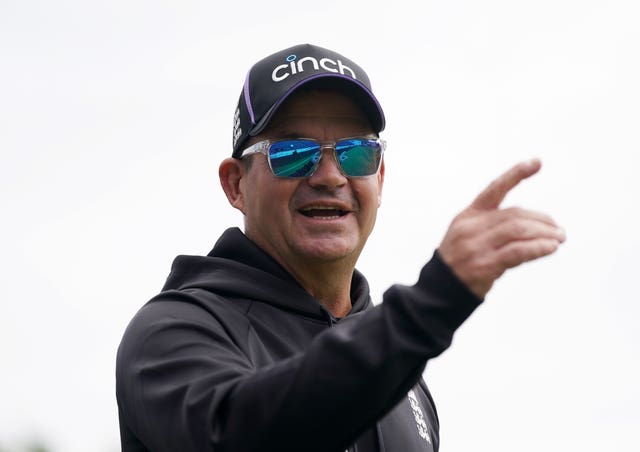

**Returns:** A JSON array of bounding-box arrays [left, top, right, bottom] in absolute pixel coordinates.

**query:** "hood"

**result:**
[[161, 227, 373, 321]]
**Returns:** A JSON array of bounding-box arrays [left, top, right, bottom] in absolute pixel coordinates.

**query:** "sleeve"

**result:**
[[116, 251, 482, 452]]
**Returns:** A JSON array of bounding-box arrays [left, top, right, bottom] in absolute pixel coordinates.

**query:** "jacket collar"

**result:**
[[162, 227, 372, 321]]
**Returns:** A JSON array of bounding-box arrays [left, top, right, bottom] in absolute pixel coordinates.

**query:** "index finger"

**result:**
[[471, 159, 542, 210]]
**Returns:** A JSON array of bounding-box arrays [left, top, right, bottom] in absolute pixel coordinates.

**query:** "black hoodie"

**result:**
[[116, 228, 482, 452]]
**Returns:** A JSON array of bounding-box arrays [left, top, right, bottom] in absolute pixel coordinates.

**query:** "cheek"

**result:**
[[376, 173, 383, 207], [248, 179, 297, 222], [352, 180, 383, 221], [358, 178, 383, 202]]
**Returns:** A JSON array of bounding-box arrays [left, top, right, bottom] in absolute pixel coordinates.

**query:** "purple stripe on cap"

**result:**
[[243, 69, 256, 124]]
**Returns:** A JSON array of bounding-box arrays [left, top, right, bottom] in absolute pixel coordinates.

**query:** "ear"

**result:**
[[376, 158, 385, 207], [219, 157, 247, 214]]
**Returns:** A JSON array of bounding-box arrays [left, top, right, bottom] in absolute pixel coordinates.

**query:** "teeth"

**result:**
[[302, 206, 339, 211], [300, 206, 347, 219], [313, 215, 340, 220]]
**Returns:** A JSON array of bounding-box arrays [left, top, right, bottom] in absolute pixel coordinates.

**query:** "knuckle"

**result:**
[[508, 218, 529, 238], [502, 244, 527, 267], [511, 246, 528, 263], [456, 220, 474, 238], [451, 217, 478, 240]]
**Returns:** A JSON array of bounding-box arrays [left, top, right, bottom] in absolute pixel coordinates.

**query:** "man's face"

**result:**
[[236, 88, 384, 272]]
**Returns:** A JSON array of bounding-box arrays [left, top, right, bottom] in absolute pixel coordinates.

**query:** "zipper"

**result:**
[[324, 309, 339, 326]]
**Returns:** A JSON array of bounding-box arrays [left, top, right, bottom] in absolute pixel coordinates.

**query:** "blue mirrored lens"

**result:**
[[335, 139, 382, 177], [268, 139, 382, 178], [269, 140, 321, 177]]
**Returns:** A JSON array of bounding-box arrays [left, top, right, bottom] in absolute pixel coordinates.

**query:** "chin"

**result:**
[[295, 236, 361, 262]]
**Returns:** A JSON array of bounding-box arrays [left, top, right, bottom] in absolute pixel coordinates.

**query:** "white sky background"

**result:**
[[1, 0, 639, 451]]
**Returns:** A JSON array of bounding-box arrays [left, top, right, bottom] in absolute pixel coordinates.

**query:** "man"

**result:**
[[116, 44, 565, 452]]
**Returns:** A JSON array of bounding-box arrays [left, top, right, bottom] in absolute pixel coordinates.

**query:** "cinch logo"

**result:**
[[271, 54, 357, 82]]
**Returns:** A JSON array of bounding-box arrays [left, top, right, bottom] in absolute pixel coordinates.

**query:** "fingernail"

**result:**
[[558, 227, 566, 241]]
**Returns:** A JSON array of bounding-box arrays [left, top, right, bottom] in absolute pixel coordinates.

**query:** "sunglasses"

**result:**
[[240, 137, 386, 178]]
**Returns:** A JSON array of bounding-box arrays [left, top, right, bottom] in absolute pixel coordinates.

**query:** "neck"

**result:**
[[302, 270, 353, 318], [289, 263, 354, 318], [243, 230, 358, 318]]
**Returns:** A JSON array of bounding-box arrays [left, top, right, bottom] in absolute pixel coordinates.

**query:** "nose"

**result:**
[[307, 147, 348, 190]]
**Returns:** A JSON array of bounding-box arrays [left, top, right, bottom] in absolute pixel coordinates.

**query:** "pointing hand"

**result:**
[[438, 159, 566, 299]]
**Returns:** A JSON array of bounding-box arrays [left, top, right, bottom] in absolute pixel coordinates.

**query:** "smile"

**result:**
[[299, 206, 350, 219]]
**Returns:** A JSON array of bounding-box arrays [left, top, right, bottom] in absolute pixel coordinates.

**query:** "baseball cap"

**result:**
[[231, 43, 386, 158]]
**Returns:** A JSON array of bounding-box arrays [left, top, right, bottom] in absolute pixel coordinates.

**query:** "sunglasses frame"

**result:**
[[239, 136, 386, 178]]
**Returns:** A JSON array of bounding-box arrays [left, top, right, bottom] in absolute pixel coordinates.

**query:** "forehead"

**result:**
[[262, 89, 374, 139]]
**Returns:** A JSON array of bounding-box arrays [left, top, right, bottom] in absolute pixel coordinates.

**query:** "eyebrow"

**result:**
[[268, 130, 305, 139], [264, 127, 378, 141]]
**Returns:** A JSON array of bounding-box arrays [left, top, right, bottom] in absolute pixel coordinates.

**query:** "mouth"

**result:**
[[298, 206, 350, 219]]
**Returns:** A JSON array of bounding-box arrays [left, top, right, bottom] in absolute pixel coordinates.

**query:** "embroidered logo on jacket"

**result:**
[[407, 389, 432, 444]]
